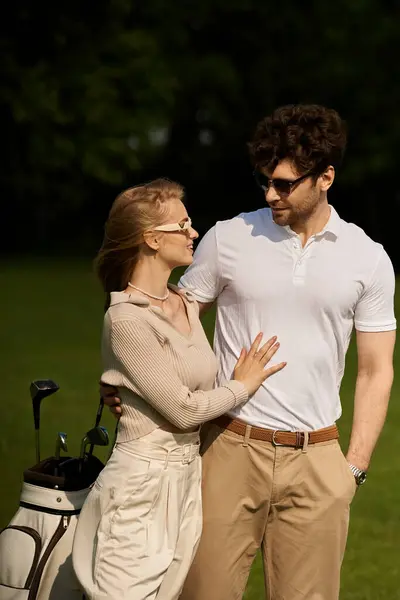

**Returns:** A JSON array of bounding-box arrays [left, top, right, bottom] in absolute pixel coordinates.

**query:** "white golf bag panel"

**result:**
[[0, 524, 33, 599], [0, 525, 40, 591], [0, 483, 87, 600], [0, 456, 104, 600]]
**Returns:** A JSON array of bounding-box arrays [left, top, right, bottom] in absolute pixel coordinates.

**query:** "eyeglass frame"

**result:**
[[253, 169, 318, 196], [152, 217, 193, 232]]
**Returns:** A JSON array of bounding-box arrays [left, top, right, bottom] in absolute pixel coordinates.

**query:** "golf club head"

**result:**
[[78, 427, 109, 474], [30, 379, 59, 429], [86, 426, 109, 447], [79, 435, 89, 461], [54, 432, 68, 476], [30, 379, 59, 464], [56, 432, 68, 454], [80, 426, 109, 461]]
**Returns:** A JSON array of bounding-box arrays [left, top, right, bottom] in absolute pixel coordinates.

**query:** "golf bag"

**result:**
[[0, 454, 104, 600]]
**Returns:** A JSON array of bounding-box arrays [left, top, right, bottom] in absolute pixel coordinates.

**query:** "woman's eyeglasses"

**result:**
[[153, 217, 192, 232], [253, 170, 315, 196]]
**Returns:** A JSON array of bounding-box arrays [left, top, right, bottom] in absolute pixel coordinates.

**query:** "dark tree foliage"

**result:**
[[2, 0, 400, 266]]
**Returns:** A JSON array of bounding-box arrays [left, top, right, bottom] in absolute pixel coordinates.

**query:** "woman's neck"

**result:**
[[127, 258, 171, 299]]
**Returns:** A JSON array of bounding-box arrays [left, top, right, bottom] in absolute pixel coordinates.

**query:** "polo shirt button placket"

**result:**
[[294, 267, 306, 285], [292, 238, 308, 285]]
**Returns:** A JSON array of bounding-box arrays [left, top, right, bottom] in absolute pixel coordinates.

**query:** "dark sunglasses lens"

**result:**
[[273, 179, 291, 195], [254, 172, 269, 190]]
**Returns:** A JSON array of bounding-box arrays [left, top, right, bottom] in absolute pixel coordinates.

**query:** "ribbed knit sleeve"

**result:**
[[108, 317, 248, 429]]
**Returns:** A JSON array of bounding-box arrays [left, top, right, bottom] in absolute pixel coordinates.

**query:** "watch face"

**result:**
[[357, 471, 367, 485]]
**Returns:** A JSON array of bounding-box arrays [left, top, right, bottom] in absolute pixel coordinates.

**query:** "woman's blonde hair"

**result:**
[[95, 178, 184, 309]]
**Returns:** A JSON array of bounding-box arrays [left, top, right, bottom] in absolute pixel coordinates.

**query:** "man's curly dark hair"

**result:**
[[248, 104, 347, 176]]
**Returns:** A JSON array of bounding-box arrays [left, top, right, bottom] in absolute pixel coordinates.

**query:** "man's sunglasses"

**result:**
[[253, 170, 316, 196]]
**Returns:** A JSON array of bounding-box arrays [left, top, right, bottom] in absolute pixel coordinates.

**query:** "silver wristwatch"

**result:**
[[348, 463, 367, 486]]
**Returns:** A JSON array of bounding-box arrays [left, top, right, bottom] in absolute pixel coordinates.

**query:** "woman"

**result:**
[[72, 178, 286, 599]]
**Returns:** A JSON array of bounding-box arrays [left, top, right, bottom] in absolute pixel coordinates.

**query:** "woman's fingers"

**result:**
[[103, 395, 120, 407], [235, 348, 247, 369], [99, 382, 118, 396], [256, 336, 278, 360], [260, 342, 280, 366], [243, 335, 286, 378], [262, 361, 287, 379], [110, 405, 122, 417], [248, 332, 263, 357]]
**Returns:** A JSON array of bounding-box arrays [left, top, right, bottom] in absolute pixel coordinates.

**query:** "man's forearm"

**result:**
[[346, 368, 394, 471]]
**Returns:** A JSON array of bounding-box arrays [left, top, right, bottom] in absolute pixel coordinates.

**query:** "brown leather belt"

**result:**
[[212, 415, 339, 448]]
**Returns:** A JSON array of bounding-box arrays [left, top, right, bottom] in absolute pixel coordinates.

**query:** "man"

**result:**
[[103, 104, 396, 599]]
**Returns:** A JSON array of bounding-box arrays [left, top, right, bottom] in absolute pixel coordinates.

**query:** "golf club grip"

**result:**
[[95, 397, 104, 427], [89, 397, 104, 455]]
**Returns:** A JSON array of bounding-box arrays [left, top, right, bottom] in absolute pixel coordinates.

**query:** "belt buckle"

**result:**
[[272, 430, 285, 447]]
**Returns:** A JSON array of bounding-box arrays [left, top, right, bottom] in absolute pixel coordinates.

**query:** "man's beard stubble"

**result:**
[[270, 190, 322, 228]]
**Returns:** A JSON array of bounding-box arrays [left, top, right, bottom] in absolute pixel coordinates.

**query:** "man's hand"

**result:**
[[99, 383, 122, 417]]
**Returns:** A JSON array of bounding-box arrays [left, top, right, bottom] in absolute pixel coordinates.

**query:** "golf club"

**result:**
[[88, 396, 104, 456], [54, 432, 68, 476], [30, 379, 59, 463], [79, 426, 109, 472]]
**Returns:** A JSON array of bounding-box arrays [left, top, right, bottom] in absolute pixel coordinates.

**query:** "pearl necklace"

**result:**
[[127, 282, 169, 301]]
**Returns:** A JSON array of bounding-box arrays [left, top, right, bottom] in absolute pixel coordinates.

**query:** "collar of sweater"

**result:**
[[109, 284, 196, 307]]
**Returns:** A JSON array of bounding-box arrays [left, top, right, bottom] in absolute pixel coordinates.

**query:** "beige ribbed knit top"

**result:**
[[101, 285, 248, 441]]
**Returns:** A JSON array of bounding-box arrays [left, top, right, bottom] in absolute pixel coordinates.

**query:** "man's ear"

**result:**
[[320, 166, 335, 191], [143, 231, 160, 252]]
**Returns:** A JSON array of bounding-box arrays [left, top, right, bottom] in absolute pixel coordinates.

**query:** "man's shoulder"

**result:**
[[214, 208, 271, 237], [338, 214, 384, 258]]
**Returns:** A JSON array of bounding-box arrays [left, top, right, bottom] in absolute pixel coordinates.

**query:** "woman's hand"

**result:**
[[233, 333, 286, 397], [99, 383, 122, 417]]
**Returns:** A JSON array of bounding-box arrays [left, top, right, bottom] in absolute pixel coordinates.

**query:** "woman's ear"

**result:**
[[143, 231, 160, 252]]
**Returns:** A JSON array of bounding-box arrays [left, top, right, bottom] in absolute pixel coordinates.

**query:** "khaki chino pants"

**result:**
[[180, 422, 357, 600], [72, 428, 202, 600]]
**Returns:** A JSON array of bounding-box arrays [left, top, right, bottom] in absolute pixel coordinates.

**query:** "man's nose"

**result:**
[[265, 185, 280, 203]]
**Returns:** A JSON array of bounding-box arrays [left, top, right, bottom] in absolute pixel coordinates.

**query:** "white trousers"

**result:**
[[72, 428, 202, 600]]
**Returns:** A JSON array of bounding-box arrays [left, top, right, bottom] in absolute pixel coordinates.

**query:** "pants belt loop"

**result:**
[[302, 431, 309, 454], [163, 450, 171, 470], [242, 424, 252, 447], [190, 443, 197, 463]]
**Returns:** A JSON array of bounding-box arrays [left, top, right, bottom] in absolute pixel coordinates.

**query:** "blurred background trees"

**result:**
[[2, 0, 400, 266]]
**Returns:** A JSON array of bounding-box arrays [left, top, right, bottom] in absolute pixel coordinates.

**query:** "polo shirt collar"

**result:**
[[315, 205, 341, 238], [280, 205, 341, 239]]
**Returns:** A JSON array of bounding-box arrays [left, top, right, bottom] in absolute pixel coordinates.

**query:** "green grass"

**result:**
[[1, 259, 399, 599]]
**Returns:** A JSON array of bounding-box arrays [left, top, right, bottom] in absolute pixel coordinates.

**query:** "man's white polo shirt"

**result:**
[[179, 206, 396, 431]]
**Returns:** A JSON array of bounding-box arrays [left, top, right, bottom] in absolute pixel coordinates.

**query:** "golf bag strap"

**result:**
[[20, 482, 91, 513], [19, 501, 81, 516]]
